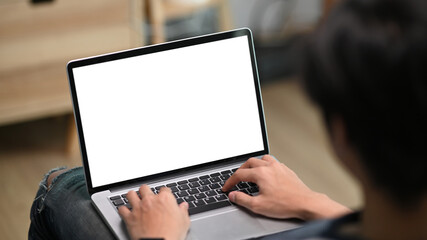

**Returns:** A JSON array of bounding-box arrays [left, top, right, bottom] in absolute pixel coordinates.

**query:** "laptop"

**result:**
[[67, 28, 301, 240]]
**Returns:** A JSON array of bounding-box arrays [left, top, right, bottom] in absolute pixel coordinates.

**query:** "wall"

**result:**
[[229, 0, 322, 36]]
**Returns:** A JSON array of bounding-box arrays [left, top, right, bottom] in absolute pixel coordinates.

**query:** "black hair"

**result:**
[[302, 0, 427, 205]]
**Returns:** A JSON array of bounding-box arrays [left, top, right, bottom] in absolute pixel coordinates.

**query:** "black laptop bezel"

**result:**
[[67, 28, 269, 195]]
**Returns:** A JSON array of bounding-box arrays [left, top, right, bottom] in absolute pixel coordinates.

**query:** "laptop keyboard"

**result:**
[[109, 168, 259, 215]]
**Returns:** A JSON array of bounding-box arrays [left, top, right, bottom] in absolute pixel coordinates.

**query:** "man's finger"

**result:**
[[222, 168, 257, 191], [139, 184, 154, 198], [228, 191, 254, 210], [262, 155, 277, 163], [179, 201, 189, 214], [158, 187, 175, 202], [117, 205, 131, 221], [239, 157, 270, 169], [158, 186, 172, 193], [126, 190, 140, 209]]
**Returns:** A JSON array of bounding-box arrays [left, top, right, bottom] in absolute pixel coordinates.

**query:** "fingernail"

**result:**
[[229, 191, 236, 202]]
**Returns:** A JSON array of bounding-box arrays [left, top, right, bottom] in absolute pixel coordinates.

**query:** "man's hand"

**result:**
[[118, 185, 190, 240], [222, 155, 351, 221]]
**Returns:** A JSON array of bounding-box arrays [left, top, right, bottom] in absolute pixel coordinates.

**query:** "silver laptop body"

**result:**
[[67, 28, 301, 240]]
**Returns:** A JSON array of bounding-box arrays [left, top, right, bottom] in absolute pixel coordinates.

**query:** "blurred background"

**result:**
[[0, 0, 361, 239]]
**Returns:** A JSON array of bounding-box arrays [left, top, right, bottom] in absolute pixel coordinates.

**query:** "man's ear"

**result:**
[[329, 116, 366, 183]]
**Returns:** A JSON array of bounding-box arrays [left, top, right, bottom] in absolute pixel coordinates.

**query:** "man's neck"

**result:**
[[362, 188, 427, 240]]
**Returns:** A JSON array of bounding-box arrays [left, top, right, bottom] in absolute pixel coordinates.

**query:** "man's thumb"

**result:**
[[228, 191, 253, 209]]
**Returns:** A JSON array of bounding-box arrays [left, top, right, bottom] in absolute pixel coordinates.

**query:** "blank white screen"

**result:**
[[73, 36, 265, 188]]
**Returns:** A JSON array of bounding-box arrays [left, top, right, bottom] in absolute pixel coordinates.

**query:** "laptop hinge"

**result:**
[[108, 158, 251, 193]]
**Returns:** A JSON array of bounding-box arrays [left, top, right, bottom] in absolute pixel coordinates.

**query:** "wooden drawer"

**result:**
[[0, 0, 140, 73]]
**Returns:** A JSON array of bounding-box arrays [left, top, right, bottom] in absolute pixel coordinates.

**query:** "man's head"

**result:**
[[302, 0, 427, 205]]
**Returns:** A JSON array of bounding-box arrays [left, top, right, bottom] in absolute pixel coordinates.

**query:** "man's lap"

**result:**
[[28, 166, 115, 240]]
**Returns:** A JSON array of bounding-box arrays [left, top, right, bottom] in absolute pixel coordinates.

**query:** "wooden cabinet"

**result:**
[[0, 0, 144, 125]]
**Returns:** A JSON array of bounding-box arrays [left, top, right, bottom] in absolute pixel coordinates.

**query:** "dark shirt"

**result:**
[[259, 212, 364, 240]]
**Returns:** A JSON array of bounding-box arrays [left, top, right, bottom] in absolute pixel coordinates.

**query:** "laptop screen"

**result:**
[[70, 31, 266, 189]]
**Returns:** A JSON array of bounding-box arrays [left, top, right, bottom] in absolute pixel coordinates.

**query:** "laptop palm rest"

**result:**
[[187, 208, 301, 240]]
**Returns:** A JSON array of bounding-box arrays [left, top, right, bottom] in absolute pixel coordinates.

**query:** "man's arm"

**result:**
[[222, 155, 351, 220]]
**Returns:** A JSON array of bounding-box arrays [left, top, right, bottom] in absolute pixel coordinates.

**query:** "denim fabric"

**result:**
[[28, 167, 115, 240]]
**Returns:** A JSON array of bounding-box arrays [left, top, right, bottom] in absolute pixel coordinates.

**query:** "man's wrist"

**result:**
[[301, 192, 351, 220]]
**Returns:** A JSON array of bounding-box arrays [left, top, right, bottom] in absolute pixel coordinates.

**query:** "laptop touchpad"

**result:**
[[187, 209, 265, 240]]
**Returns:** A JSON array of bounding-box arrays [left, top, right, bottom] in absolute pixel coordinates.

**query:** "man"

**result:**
[[29, 0, 427, 239]]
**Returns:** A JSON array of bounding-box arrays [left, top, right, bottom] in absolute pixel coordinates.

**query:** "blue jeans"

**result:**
[[28, 167, 115, 240]]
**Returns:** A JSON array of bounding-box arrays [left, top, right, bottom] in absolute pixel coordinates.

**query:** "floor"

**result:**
[[0, 79, 362, 240]]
